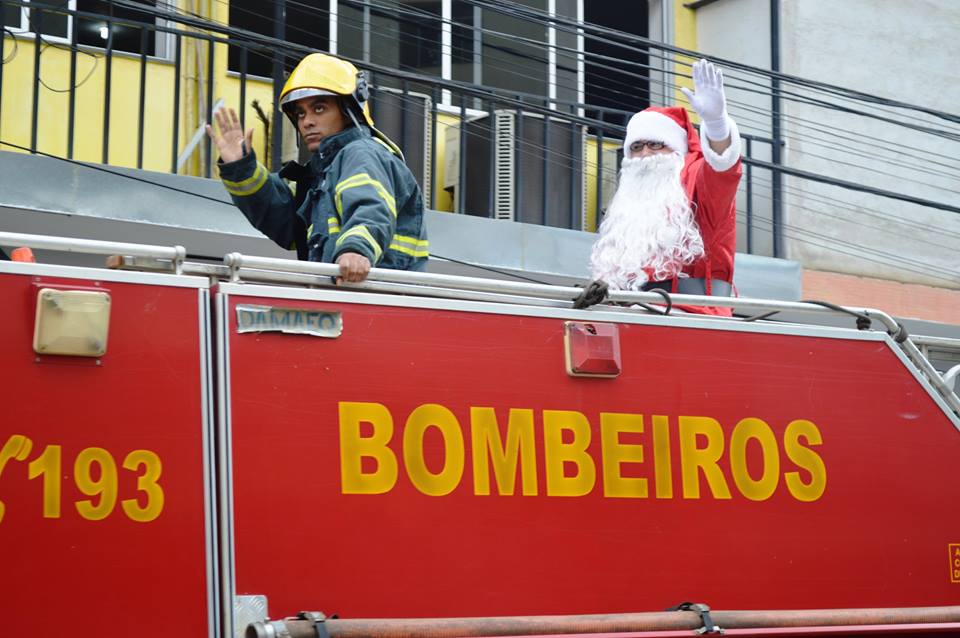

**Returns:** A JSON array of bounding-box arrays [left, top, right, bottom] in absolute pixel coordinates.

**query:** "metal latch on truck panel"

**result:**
[[667, 602, 723, 635], [247, 611, 335, 638]]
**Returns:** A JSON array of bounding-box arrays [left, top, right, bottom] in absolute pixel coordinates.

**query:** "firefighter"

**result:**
[[207, 53, 428, 283], [588, 58, 742, 316]]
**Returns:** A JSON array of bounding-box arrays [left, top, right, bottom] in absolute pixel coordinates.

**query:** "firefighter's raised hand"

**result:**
[[680, 59, 730, 142], [336, 252, 372, 284], [206, 107, 254, 163]]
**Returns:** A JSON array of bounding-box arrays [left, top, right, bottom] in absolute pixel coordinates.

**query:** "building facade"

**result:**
[[1, 0, 957, 332]]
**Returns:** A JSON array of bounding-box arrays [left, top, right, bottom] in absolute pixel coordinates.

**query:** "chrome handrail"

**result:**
[[222, 250, 960, 417], [224, 251, 905, 334], [0, 231, 186, 273], [1, 234, 955, 416]]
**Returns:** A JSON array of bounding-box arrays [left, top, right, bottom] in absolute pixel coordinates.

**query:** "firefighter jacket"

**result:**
[[217, 125, 428, 270]]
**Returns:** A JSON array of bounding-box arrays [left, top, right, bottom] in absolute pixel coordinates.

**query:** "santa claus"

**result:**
[[589, 59, 743, 316]]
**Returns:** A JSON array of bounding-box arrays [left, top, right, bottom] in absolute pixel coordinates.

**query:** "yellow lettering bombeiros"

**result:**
[[337, 402, 827, 502]]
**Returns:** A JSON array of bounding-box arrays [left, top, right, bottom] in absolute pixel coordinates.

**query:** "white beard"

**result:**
[[589, 153, 705, 291]]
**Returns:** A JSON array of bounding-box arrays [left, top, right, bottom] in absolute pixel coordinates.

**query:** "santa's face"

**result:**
[[588, 152, 705, 291]]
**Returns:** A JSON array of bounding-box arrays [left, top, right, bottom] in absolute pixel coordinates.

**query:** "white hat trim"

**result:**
[[623, 110, 689, 156]]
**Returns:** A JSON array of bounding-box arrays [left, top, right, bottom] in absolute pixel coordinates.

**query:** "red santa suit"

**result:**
[[622, 106, 743, 316]]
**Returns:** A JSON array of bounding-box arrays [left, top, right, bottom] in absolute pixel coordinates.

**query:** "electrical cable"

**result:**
[[16, 8, 960, 219], [464, 0, 960, 127], [5, 131, 954, 292], [743, 174, 960, 253], [37, 42, 101, 92], [215, 0, 960, 173], [0, 0, 916, 158], [759, 113, 960, 178], [157, 0, 941, 153], [746, 173, 960, 248], [733, 202, 960, 285], [331, 0, 960, 154], [0, 137, 555, 285], [9, 1, 960, 284], [133, 0, 960, 176], [469, 1, 960, 144], [2, 26, 18, 64]]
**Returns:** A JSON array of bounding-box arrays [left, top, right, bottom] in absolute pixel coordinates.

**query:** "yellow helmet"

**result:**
[[279, 53, 374, 127]]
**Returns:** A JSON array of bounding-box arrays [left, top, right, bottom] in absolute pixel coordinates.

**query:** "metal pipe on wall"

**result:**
[[271, 0, 286, 172], [770, 0, 783, 258]]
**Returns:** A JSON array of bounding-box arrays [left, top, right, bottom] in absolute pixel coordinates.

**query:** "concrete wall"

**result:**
[[780, 0, 960, 289], [694, 0, 960, 289]]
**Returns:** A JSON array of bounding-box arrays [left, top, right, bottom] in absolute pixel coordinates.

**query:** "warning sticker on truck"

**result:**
[[951, 544, 960, 583]]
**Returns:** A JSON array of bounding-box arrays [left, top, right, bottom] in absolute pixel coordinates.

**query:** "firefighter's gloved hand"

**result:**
[[336, 252, 372, 284], [206, 106, 254, 163], [680, 59, 730, 142]]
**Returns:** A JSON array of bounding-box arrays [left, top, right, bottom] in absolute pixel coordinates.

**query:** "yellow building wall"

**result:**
[[673, 0, 699, 118], [583, 136, 622, 233], [430, 112, 458, 213], [1, 3, 690, 226], [0, 25, 275, 177], [1, 38, 181, 171]]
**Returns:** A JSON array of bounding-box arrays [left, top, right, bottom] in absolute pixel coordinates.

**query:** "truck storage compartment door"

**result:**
[[0, 262, 216, 638], [218, 283, 960, 629]]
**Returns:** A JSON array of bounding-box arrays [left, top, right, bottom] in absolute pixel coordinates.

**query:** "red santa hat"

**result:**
[[623, 106, 696, 156]]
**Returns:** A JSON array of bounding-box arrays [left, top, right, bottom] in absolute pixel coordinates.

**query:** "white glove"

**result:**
[[680, 59, 730, 142]]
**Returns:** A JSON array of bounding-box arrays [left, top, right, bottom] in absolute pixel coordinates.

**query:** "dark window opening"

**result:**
[[584, 2, 648, 131], [2, 5, 21, 30], [5, 0, 69, 39], [451, 0, 475, 83], [480, 0, 547, 99], [76, 0, 160, 56], [228, 0, 329, 78], [397, 1, 441, 73]]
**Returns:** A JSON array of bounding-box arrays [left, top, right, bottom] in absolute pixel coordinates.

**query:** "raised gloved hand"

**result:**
[[680, 59, 730, 142], [206, 106, 254, 164]]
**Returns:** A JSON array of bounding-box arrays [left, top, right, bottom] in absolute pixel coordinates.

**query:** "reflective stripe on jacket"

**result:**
[[217, 126, 428, 271]]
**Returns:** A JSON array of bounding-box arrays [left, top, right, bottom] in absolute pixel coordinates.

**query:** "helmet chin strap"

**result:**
[[345, 107, 362, 130], [338, 95, 364, 130]]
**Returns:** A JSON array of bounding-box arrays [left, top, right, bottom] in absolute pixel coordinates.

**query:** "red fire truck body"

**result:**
[[0, 261, 216, 637], [219, 283, 960, 620], [1, 239, 959, 638]]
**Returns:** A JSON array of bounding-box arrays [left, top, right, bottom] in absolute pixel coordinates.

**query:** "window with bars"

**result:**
[[2, 0, 175, 58], [3, 0, 72, 41]]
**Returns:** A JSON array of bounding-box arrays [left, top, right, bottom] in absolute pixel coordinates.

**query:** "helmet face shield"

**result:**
[[280, 87, 337, 112]]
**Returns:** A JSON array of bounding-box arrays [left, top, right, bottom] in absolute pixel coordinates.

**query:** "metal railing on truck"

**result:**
[[2, 230, 958, 419]]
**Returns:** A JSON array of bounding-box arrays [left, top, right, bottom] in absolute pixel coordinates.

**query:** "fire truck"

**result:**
[[1, 231, 959, 638]]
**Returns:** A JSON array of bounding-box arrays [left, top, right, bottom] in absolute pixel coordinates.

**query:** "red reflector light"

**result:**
[[564, 321, 621, 378]]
